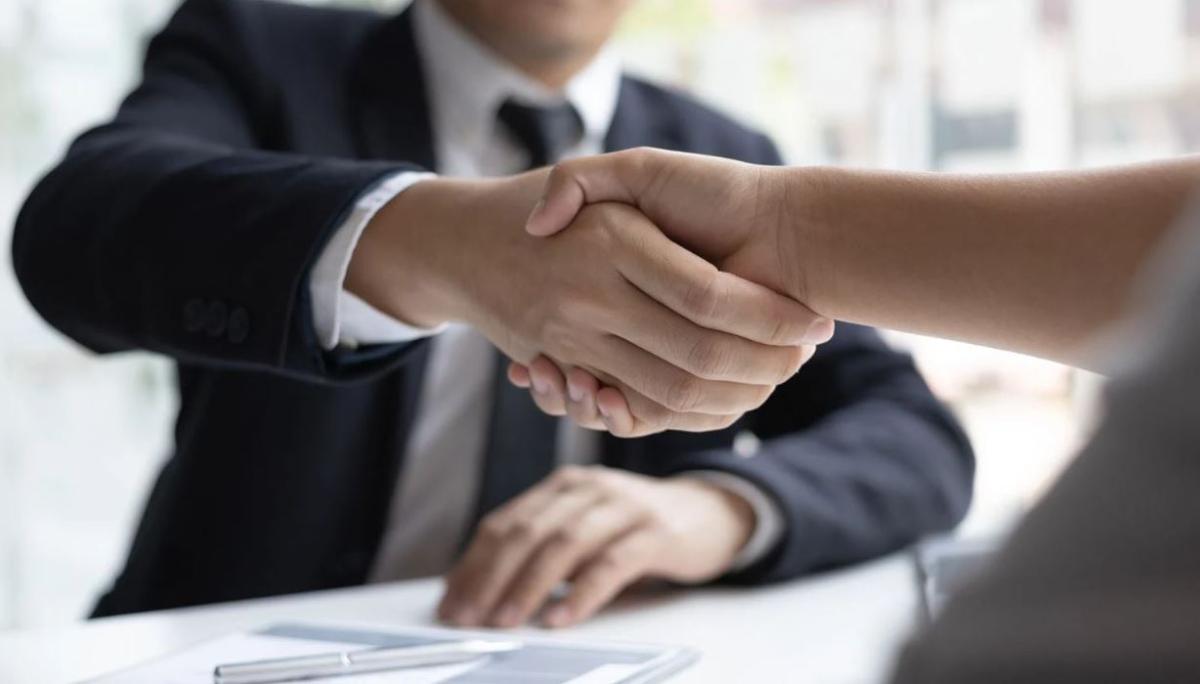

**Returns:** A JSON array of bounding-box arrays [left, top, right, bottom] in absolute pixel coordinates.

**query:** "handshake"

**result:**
[[349, 148, 836, 436]]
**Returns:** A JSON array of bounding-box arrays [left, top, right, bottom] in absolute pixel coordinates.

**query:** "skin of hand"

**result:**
[[437, 465, 756, 630], [511, 148, 1200, 425], [347, 170, 830, 435], [506, 148, 835, 431]]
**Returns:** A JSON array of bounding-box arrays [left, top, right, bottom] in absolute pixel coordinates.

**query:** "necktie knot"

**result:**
[[497, 98, 583, 169]]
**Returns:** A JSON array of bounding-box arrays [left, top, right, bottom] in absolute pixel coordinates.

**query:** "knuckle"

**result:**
[[545, 527, 582, 553], [591, 551, 625, 577], [686, 336, 733, 378], [542, 293, 580, 328], [507, 519, 540, 544], [593, 547, 640, 578], [774, 316, 807, 346], [747, 384, 774, 411], [714, 413, 742, 431], [780, 346, 807, 379], [566, 401, 599, 428], [664, 375, 704, 413], [626, 146, 664, 180], [630, 394, 669, 426], [532, 393, 566, 417], [680, 271, 723, 323], [622, 147, 651, 176], [555, 464, 587, 485], [588, 476, 619, 498], [478, 515, 508, 542]]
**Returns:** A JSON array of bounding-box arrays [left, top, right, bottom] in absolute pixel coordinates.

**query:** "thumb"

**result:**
[[525, 148, 661, 236]]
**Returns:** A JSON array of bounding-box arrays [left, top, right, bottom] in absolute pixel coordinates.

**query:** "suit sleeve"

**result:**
[[646, 134, 974, 584], [659, 323, 975, 584], [11, 0, 420, 381]]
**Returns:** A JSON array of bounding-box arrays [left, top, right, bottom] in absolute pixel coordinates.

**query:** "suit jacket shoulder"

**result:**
[[159, 0, 385, 93], [613, 75, 783, 165]]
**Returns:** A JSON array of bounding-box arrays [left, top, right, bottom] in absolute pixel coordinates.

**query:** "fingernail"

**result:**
[[568, 381, 584, 403], [598, 403, 616, 432], [526, 198, 547, 231], [532, 376, 550, 395], [543, 604, 572, 627], [494, 604, 521, 627], [805, 317, 834, 344]]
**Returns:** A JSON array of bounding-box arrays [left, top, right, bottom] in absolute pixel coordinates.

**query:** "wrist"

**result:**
[[674, 477, 755, 560], [345, 178, 480, 328], [774, 165, 842, 317]]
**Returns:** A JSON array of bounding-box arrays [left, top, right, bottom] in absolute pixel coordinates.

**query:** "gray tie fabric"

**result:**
[[475, 99, 584, 521]]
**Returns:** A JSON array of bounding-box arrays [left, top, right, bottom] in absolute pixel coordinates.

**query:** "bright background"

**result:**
[[2, 0, 1197, 628]]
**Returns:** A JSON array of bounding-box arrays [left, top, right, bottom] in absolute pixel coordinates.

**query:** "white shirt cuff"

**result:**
[[308, 171, 446, 350], [686, 470, 786, 572]]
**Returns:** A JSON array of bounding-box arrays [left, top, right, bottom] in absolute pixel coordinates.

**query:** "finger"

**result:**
[[507, 362, 532, 389], [606, 210, 831, 347], [564, 367, 605, 430], [443, 479, 602, 626], [594, 334, 772, 416], [527, 149, 655, 237], [799, 343, 818, 366], [520, 356, 605, 430], [595, 379, 740, 438], [595, 386, 635, 435], [591, 342, 812, 436], [602, 280, 807, 385], [527, 355, 568, 417], [542, 530, 658, 628], [531, 361, 744, 439], [490, 501, 648, 628], [440, 471, 583, 625]]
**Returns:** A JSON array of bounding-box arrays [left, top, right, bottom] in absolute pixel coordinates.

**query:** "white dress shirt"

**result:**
[[307, 0, 782, 582]]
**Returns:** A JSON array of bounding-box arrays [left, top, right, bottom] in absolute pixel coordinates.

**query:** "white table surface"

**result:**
[[0, 554, 918, 684]]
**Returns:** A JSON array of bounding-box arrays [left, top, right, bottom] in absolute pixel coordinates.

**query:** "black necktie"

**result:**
[[496, 98, 584, 169], [475, 99, 584, 521]]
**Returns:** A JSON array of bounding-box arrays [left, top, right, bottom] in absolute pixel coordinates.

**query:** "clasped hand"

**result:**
[[505, 148, 834, 434], [351, 165, 831, 436]]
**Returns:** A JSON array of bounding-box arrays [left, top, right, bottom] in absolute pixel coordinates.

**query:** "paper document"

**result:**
[[89, 622, 698, 684]]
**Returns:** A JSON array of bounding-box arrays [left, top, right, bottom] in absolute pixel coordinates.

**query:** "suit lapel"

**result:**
[[343, 8, 442, 566], [603, 78, 679, 154], [347, 8, 438, 169]]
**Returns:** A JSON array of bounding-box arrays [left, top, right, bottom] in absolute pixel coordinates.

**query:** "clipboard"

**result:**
[[87, 621, 699, 684]]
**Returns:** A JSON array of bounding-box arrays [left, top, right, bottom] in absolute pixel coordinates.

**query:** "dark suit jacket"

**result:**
[[12, 0, 975, 617]]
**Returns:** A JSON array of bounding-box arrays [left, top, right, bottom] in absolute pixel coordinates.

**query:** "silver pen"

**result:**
[[212, 639, 523, 684]]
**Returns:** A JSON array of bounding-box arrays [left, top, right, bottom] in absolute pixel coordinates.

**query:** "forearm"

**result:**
[[13, 126, 408, 375], [797, 158, 1200, 368], [344, 171, 550, 332], [344, 178, 481, 329]]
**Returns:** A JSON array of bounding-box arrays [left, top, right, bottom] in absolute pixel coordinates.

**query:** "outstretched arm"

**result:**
[[513, 148, 1200, 431], [527, 148, 1200, 366], [12, 0, 825, 426]]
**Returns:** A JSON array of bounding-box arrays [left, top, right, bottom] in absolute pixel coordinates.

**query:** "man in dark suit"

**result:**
[[12, 0, 974, 628]]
